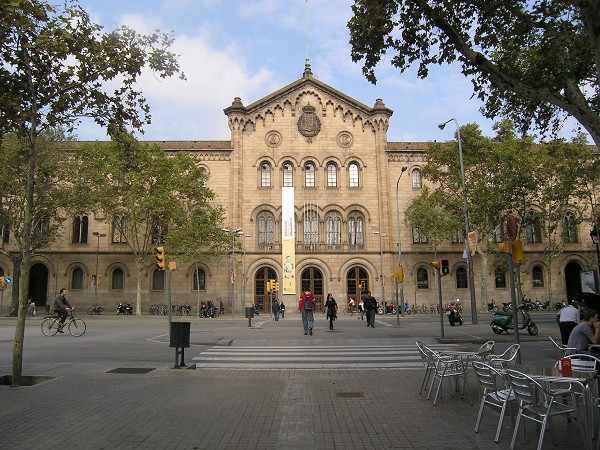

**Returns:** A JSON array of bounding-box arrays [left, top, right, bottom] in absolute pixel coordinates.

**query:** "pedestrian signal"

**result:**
[[275, 282, 280, 292], [153, 246, 167, 270], [441, 259, 450, 276]]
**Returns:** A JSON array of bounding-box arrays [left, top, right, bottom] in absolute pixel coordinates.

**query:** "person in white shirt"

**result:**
[[557, 300, 579, 345]]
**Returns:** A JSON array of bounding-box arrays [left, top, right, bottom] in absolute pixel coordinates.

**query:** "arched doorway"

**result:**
[[254, 266, 277, 312], [347, 266, 369, 310], [565, 261, 582, 301], [301, 267, 324, 312], [29, 263, 49, 307]]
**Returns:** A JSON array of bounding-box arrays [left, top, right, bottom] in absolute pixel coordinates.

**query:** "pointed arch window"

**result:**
[[72, 215, 88, 244], [325, 213, 341, 246], [111, 216, 127, 243], [563, 213, 578, 243], [303, 209, 319, 245], [257, 212, 275, 248], [411, 168, 422, 190], [525, 213, 542, 244], [532, 265, 544, 288], [112, 268, 124, 290], [192, 266, 206, 291], [417, 267, 429, 289], [304, 162, 316, 188], [152, 269, 165, 290], [348, 162, 360, 188], [260, 161, 272, 188], [283, 162, 294, 187], [456, 266, 468, 289], [71, 268, 84, 290], [326, 162, 337, 187], [348, 213, 364, 248]]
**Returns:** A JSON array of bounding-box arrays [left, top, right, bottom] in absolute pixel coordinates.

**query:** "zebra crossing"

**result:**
[[192, 343, 462, 370]]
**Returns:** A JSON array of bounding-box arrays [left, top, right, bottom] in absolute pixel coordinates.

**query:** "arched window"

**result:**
[[111, 215, 127, 243], [411, 168, 422, 189], [412, 226, 429, 244], [325, 213, 341, 246], [282, 162, 294, 187], [260, 162, 272, 188], [112, 268, 124, 290], [257, 212, 275, 248], [0, 266, 4, 276], [456, 266, 468, 289], [303, 209, 319, 245], [192, 266, 206, 291], [304, 162, 316, 188], [495, 268, 506, 289], [348, 213, 364, 247], [326, 162, 337, 187], [348, 162, 360, 188], [71, 215, 88, 244], [151, 219, 167, 245], [416, 267, 429, 289], [563, 213, 578, 243], [152, 269, 165, 290], [71, 268, 84, 290], [525, 213, 542, 244], [532, 265, 544, 288]]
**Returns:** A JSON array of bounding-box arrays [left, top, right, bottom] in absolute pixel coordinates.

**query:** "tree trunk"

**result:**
[[9, 254, 21, 316], [136, 260, 143, 316], [479, 251, 489, 308]]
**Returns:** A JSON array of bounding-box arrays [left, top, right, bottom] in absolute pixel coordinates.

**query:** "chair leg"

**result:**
[[536, 415, 548, 450], [494, 399, 508, 443], [433, 376, 443, 406], [426, 374, 436, 400], [474, 394, 486, 433], [419, 367, 431, 395], [510, 404, 523, 450]]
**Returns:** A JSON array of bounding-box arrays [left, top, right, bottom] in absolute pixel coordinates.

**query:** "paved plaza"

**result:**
[[0, 312, 590, 450]]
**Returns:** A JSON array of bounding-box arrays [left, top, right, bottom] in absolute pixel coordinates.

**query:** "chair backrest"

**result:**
[[472, 361, 503, 393], [490, 344, 520, 369], [548, 336, 561, 350], [506, 369, 547, 406], [564, 354, 600, 372], [477, 340, 495, 357]]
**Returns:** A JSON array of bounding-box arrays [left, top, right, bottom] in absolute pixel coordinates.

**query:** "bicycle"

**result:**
[[41, 310, 86, 337]]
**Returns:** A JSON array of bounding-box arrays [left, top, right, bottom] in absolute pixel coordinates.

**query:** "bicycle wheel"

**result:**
[[68, 318, 86, 337], [41, 317, 59, 336]]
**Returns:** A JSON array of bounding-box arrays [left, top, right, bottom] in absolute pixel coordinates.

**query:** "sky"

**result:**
[[75, 0, 584, 143]]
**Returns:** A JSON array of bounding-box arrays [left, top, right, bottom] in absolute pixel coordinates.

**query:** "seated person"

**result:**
[[567, 308, 600, 355]]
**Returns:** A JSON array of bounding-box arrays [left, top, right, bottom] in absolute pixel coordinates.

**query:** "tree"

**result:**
[[0, 0, 183, 384], [348, 1, 600, 146], [75, 134, 230, 315]]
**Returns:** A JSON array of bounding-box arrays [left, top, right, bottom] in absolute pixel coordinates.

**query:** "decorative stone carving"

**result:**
[[297, 104, 321, 143], [265, 130, 282, 148], [337, 131, 353, 149]]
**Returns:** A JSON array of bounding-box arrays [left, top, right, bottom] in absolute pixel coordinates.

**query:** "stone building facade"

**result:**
[[0, 64, 597, 314]]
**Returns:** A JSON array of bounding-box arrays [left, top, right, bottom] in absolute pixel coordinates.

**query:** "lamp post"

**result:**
[[373, 231, 386, 305], [222, 228, 242, 315], [438, 118, 478, 324], [241, 233, 252, 312], [92, 232, 106, 301], [395, 166, 408, 323], [591, 224, 600, 289]]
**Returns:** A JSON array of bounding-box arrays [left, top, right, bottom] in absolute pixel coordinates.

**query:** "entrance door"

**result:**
[[565, 261, 582, 301], [301, 267, 323, 311], [255, 266, 277, 312], [29, 263, 49, 307], [347, 266, 369, 310]]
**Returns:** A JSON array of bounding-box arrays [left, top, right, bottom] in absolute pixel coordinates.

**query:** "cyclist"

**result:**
[[53, 289, 72, 332]]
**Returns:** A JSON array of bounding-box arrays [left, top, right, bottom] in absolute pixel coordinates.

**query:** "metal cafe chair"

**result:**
[[559, 354, 600, 372], [427, 352, 467, 406], [416, 341, 437, 396], [476, 340, 496, 360], [506, 369, 577, 450], [472, 361, 516, 443], [488, 344, 521, 370], [549, 336, 576, 359]]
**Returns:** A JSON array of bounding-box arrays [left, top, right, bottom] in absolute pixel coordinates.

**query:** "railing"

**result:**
[[253, 242, 365, 253]]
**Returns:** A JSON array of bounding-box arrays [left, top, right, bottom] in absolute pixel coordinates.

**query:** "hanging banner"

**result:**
[[282, 187, 296, 294]]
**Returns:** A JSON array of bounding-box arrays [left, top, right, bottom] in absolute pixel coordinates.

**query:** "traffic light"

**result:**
[[0, 276, 5, 289], [275, 282, 280, 292], [431, 260, 440, 270], [153, 246, 167, 270], [267, 279, 276, 292], [441, 259, 450, 276]]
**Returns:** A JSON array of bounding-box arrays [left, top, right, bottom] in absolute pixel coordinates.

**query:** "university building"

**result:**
[[0, 64, 597, 314]]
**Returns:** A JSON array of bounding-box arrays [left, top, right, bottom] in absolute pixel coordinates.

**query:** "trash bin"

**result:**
[[245, 307, 254, 319], [169, 322, 190, 348]]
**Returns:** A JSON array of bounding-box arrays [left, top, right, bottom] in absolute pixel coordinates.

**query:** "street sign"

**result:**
[[5, 276, 12, 285]]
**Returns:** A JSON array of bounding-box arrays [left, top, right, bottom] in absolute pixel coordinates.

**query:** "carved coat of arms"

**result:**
[[297, 105, 321, 142]]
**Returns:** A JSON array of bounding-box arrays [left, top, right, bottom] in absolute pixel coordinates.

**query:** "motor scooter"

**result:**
[[116, 303, 133, 315], [490, 305, 538, 335]]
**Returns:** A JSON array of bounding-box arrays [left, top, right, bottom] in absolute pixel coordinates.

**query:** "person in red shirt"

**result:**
[[299, 289, 316, 335]]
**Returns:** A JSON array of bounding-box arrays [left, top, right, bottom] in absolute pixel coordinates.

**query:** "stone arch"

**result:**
[[300, 155, 322, 168], [246, 258, 282, 282], [344, 204, 371, 223], [293, 90, 325, 114], [104, 262, 130, 278], [197, 163, 210, 177], [296, 257, 332, 282], [337, 257, 377, 283], [321, 203, 345, 217], [185, 261, 212, 280], [322, 156, 343, 168], [249, 204, 280, 223], [342, 156, 366, 169], [254, 155, 276, 168], [277, 155, 301, 168], [559, 254, 592, 272], [63, 261, 90, 277], [31, 254, 57, 279]]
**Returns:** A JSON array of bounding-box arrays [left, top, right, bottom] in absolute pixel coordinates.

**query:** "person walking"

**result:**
[[280, 301, 286, 319], [272, 298, 280, 321], [363, 291, 377, 328], [325, 293, 338, 331], [348, 297, 355, 315], [299, 289, 316, 335], [557, 300, 579, 345], [358, 299, 364, 321]]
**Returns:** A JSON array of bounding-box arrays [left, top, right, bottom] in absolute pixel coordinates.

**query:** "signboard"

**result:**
[[467, 231, 478, 255], [281, 187, 296, 294], [581, 271, 598, 294]]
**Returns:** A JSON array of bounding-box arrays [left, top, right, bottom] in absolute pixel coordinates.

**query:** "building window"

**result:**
[[562, 213, 578, 243], [412, 226, 429, 244], [111, 216, 127, 243], [348, 162, 360, 188], [325, 213, 341, 246], [456, 266, 468, 289], [451, 230, 464, 244], [525, 213, 542, 244], [257, 212, 275, 248], [112, 268, 124, 290], [495, 268, 506, 289], [303, 209, 319, 245], [192, 266, 206, 291], [152, 269, 165, 290], [494, 223, 504, 243], [411, 168, 422, 189], [151, 220, 168, 245], [71, 268, 84, 290], [417, 267, 429, 289], [282, 162, 294, 187], [72, 216, 88, 244], [326, 163, 337, 187], [304, 162, 316, 188], [348, 214, 364, 247], [532, 265, 544, 288], [260, 162, 272, 188]]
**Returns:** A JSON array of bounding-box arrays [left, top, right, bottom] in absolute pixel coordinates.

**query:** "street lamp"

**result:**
[[241, 233, 252, 312], [373, 231, 386, 304], [590, 224, 600, 289], [395, 166, 408, 322], [438, 118, 478, 324], [222, 228, 242, 315], [92, 232, 106, 302]]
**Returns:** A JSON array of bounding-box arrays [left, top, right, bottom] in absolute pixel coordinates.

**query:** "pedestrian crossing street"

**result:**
[[192, 343, 462, 370]]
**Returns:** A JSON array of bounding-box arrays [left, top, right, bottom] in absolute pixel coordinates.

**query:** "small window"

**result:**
[[151, 220, 168, 245], [112, 216, 127, 244], [532, 265, 544, 288], [412, 226, 429, 244], [1, 222, 9, 244], [456, 266, 468, 289], [451, 230, 464, 244], [283, 162, 294, 187], [304, 162, 316, 188], [71, 268, 84, 290], [348, 162, 360, 188], [72, 215, 89, 244], [0, 266, 5, 276], [303, 210, 319, 245], [411, 168, 422, 190], [563, 213, 578, 243], [192, 266, 206, 291], [152, 269, 165, 290], [525, 213, 542, 244], [326, 163, 337, 187], [260, 162, 272, 188], [112, 268, 124, 290], [494, 268, 506, 289], [417, 267, 429, 289]]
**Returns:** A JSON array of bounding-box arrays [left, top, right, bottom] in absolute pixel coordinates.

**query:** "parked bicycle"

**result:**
[[41, 311, 86, 337], [87, 304, 104, 315]]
